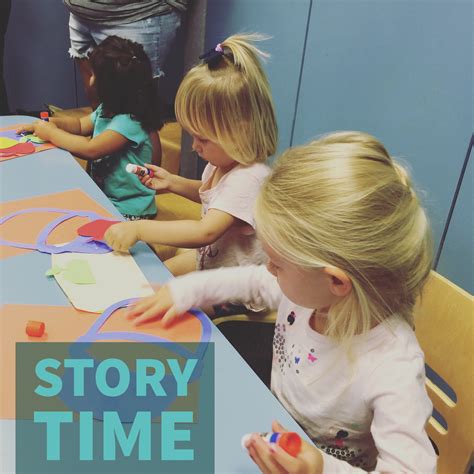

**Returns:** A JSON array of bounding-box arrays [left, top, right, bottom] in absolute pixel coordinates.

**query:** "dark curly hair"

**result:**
[[90, 35, 163, 132]]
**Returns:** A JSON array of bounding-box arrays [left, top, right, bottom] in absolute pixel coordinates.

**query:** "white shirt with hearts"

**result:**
[[167, 265, 437, 473]]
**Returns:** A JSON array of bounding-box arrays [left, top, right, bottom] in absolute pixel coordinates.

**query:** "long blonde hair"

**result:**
[[255, 131, 433, 342], [175, 33, 278, 165]]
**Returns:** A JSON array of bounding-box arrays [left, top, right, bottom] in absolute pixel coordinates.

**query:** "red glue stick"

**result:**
[[40, 111, 49, 122], [241, 431, 302, 457], [125, 163, 154, 178]]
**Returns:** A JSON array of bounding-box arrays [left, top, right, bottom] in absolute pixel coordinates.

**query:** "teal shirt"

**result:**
[[89, 104, 157, 217]]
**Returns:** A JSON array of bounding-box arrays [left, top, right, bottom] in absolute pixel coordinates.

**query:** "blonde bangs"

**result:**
[[175, 69, 219, 141]]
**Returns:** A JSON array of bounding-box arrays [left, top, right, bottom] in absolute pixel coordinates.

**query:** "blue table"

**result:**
[[0, 116, 307, 473]]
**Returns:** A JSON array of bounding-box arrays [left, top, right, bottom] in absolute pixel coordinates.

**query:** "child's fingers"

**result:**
[[104, 227, 135, 252], [126, 297, 154, 319], [268, 445, 299, 472], [104, 228, 115, 248], [132, 303, 166, 326], [271, 420, 288, 434], [247, 442, 268, 473], [145, 164, 161, 172], [139, 176, 155, 190], [161, 305, 181, 328], [105, 234, 115, 249], [249, 436, 286, 474], [16, 124, 32, 133]]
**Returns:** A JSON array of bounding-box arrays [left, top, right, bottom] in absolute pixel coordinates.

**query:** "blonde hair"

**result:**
[[255, 131, 433, 343], [175, 33, 278, 165]]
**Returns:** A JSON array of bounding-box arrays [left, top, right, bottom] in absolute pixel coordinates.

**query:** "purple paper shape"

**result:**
[[77, 298, 212, 349], [0, 207, 113, 254]]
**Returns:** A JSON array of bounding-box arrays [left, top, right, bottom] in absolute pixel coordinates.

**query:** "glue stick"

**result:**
[[241, 431, 302, 457], [125, 163, 154, 178]]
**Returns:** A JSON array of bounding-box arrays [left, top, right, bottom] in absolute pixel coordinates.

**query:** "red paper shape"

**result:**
[[77, 218, 120, 241], [0, 141, 35, 155]]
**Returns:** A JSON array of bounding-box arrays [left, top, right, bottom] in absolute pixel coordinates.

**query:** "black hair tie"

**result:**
[[199, 43, 224, 66]]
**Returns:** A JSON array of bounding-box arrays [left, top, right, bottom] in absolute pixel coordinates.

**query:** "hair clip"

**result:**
[[199, 43, 225, 66]]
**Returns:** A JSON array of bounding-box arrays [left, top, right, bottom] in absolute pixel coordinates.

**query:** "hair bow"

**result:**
[[199, 43, 224, 66]]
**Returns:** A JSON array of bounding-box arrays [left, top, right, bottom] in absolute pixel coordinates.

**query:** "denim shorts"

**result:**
[[68, 11, 182, 78]]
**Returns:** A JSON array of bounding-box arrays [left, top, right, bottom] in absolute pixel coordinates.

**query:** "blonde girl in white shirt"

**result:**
[[128, 131, 437, 472], [105, 34, 277, 281]]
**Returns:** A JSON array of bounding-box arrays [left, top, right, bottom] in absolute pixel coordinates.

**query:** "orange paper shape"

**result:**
[[0, 303, 204, 419], [0, 189, 115, 260]]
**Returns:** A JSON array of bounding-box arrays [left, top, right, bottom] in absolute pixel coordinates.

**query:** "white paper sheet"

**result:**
[[51, 251, 154, 313]]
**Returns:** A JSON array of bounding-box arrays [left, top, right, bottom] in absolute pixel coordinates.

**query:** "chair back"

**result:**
[[414, 271, 474, 473]]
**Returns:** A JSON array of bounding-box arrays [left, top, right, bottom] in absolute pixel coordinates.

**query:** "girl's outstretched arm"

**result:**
[[104, 208, 235, 252], [31, 120, 129, 160], [48, 115, 94, 135], [16, 115, 92, 136], [128, 265, 282, 327]]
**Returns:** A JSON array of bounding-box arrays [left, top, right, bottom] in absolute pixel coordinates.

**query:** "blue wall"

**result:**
[[291, 0, 472, 266], [5, 0, 76, 111]]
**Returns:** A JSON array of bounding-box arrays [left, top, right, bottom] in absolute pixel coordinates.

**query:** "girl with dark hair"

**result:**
[[17, 35, 162, 220]]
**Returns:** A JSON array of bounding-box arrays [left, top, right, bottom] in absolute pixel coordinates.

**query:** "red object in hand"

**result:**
[[242, 431, 302, 457], [26, 320, 45, 337], [40, 111, 49, 122], [77, 219, 120, 241]]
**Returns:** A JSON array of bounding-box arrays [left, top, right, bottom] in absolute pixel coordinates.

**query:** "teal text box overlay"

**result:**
[[16, 342, 214, 473]]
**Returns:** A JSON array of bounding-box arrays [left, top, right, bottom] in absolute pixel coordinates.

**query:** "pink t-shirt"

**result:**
[[197, 162, 270, 271]]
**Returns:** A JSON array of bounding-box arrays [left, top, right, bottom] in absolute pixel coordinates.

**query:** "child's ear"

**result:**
[[323, 267, 352, 297]]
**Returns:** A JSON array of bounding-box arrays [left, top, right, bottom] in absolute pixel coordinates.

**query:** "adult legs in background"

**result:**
[[68, 14, 98, 107], [68, 10, 183, 102]]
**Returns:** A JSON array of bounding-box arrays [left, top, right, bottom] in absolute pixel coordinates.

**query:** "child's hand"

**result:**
[[15, 124, 35, 135], [139, 164, 174, 191], [104, 221, 140, 252], [31, 120, 58, 141], [244, 421, 323, 474], [127, 285, 182, 327]]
